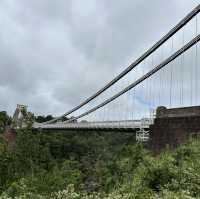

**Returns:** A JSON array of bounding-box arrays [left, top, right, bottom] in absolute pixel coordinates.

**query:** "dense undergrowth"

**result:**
[[0, 127, 200, 198]]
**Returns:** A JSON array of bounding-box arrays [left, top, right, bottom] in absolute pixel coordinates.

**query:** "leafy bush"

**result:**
[[1, 126, 200, 198]]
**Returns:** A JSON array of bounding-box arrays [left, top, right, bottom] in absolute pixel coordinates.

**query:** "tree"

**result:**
[[35, 115, 54, 123], [0, 112, 11, 134]]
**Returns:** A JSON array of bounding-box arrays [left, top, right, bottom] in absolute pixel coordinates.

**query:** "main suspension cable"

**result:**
[[64, 35, 200, 122], [44, 5, 200, 124]]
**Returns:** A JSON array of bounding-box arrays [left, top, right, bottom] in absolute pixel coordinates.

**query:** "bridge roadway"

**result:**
[[33, 119, 152, 132]]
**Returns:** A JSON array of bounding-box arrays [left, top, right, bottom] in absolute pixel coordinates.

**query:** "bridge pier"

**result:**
[[149, 106, 200, 153]]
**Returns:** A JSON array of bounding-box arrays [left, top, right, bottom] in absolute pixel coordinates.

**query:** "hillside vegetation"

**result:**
[[0, 113, 200, 198]]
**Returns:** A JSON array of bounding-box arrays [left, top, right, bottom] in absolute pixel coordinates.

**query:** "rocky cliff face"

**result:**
[[2, 127, 16, 150]]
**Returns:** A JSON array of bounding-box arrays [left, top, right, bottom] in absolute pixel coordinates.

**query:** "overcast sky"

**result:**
[[0, 0, 199, 116]]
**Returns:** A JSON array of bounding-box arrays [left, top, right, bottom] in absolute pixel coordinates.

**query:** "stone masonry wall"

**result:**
[[149, 112, 200, 153]]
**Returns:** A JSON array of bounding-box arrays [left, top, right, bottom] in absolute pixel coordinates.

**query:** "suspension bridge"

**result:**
[[12, 5, 200, 143]]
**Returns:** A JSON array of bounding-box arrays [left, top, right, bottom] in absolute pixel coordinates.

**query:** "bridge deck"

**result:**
[[33, 120, 152, 131]]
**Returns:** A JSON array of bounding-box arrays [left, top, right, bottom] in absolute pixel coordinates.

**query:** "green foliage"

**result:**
[[35, 115, 69, 123], [0, 120, 200, 198], [35, 115, 54, 123], [0, 112, 11, 134]]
